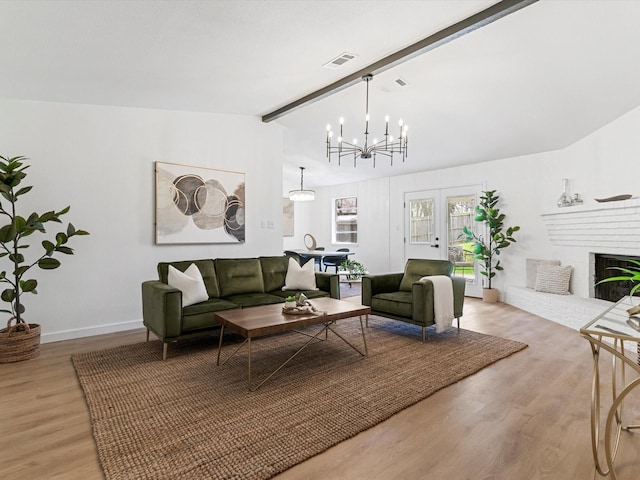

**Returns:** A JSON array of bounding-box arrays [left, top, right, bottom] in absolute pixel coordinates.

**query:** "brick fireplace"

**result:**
[[506, 197, 640, 337]]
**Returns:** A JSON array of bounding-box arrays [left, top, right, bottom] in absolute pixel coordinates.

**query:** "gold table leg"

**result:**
[[586, 335, 640, 479]]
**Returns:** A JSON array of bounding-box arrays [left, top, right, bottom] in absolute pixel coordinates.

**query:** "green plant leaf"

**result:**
[[38, 258, 61, 270], [56, 232, 68, 245], [67, 223, 76, 236], [39, 211, 57, 222], [20, 279, 37, 292], [1, 288, 15, 302], [0, 224, 16, 242], [55, 246, 74, 255], [42, 240, 55, 254], [597, 275, 640, 285], [13, 216, 26, 233], [14, 265, 29, 277], [15, 186, 33, 197], [8, 253, 24, 264]]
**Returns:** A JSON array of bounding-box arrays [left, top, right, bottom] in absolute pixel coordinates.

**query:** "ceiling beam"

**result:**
[[262, 0, 538, 123]]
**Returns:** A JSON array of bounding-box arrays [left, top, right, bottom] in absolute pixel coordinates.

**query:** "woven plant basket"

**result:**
[[0, 318, 41, 363]]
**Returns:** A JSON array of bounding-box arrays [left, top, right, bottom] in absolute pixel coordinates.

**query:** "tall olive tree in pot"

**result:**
[[0, 155, 89, 362], [461, 190, 520, 303]]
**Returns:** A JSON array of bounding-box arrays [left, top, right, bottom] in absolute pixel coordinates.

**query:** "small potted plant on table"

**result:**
[[339, 259, 367, 281]]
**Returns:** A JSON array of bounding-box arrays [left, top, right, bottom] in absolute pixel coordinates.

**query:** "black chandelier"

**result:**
[[325, 74, 408, 167]]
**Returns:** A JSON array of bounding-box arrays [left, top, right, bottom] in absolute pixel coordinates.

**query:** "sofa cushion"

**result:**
[[399, 259, 453, 291], [182, 299, 240, 332], [224, 292, 284, 308], [283, 256, 318, 291], [259, 256, 289, 292], [216, 258, 265, 297], [371, 291, 413, 318], [167, 264, 209, 307], [158, 259, 220, 298]]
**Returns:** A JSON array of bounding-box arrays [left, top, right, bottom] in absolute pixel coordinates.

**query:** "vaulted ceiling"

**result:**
[[2, 1, 640, 187]]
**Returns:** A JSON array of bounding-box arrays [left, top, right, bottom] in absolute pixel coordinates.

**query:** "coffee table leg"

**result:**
[[360, 315, 368, 356], [250, 324, 330, 391], [327, 319, 368, 357], [216, 324, 225, 366], [248, 338, 252, 391]]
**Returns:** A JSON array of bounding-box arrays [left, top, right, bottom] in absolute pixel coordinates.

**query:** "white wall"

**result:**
[[300, 103, 640, 299], [0, 99, 284, 342]]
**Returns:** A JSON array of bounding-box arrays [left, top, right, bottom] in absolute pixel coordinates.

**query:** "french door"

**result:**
[[404, 186, 482, 297]]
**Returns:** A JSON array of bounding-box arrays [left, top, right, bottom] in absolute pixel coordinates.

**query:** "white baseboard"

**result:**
[[41, 319, 143, 344]]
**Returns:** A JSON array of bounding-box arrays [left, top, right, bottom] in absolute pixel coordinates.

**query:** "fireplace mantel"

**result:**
[[541, 197, 640, 251]]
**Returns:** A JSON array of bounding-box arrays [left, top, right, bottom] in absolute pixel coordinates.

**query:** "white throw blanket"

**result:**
[[419, 275, 454, 333]]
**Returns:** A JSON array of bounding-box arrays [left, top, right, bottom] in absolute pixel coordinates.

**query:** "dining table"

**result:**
[[285, 249, 355, 270]]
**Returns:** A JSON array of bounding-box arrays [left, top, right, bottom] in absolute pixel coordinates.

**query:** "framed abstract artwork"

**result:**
[[282, 198, 294, 237], [155, 161, 245, 244]]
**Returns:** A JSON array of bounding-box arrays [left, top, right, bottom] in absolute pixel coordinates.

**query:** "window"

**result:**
[[408, 198, 434, 244], [333, 197, 358, 244]]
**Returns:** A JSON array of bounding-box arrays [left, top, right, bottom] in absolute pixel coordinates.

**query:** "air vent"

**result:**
[[323, 52, 358, 70], [394, 77, 409, 87]]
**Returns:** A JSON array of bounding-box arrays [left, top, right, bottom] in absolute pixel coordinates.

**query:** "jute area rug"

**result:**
[[72, 317, 527, 480]]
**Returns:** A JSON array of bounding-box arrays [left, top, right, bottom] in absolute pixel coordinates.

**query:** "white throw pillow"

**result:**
[[534, 264, 572, 295], [282, 257, 318, 291], [167, 263, 209, 306], [525, 258, 561, 289]]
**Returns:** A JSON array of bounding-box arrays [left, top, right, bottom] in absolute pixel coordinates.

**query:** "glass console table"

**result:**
[[580, 296, 640, 479]]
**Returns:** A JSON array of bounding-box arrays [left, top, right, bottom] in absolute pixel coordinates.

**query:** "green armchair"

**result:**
[[361, 259, 466, 342]]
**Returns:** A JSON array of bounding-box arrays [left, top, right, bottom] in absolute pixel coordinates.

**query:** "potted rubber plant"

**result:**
[[461, 190, 520, 303], [0, 155, 89, 363]]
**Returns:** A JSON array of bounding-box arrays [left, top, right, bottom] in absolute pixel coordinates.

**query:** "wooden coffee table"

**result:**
[[215, 297, 371, 391]]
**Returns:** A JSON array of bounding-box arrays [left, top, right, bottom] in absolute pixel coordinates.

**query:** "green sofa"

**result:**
[[142, 256, 340, 359], [361, 259, 466, 342]]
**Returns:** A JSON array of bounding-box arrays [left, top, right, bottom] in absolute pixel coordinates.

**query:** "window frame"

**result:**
[[332, 196, 358, 245]]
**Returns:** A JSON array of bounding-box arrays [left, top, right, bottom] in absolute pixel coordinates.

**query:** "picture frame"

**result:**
[[155, 161, 245, 244]]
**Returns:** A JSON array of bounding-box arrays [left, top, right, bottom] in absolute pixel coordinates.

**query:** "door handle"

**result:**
[[430, 244, 439, 248]]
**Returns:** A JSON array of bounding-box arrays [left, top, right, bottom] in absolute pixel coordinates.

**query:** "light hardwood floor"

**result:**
[[1, 298, 639, 479]]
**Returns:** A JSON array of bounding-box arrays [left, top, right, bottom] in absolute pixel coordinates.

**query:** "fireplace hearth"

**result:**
[[593, 254, 640, 302]]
